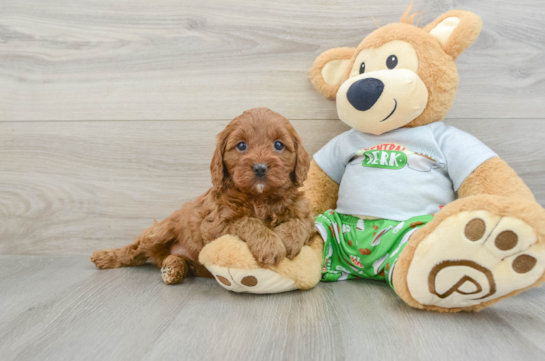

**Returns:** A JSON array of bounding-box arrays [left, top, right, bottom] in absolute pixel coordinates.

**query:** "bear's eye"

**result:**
[[274, 140, 284, 151], [386, 55, 398, 69], [359, 62, 366, 74], [236, 141, 247, 152]]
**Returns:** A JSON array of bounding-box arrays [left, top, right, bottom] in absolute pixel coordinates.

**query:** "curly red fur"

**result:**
[[91, 108, 315, 283]]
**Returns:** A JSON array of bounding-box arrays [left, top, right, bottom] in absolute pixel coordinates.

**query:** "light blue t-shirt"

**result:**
[[313, 122, 497, 221]]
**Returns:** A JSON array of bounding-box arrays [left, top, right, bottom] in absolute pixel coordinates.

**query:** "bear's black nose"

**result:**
[[253, 163, 269, 177], [346, 78, 384, 111]]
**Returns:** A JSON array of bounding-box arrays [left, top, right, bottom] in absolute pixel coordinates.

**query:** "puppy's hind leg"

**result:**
[[91, 217, 178, 269], [91, 239, 148, 269]]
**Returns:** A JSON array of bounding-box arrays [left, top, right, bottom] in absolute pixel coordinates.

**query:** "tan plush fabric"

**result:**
[[458, 157, 536, 202], [199, 234, 322, 290], [305, 8, 545, 312], [321, 59, 353, 88], [393, 157, 538, 312], [301, 160, 340, 216], [393, 194, 545, 312], [336, 67, 429, 134], [309, 11, 482, 132], [429, 17, 461, 47], [351, 22, 459, 130], [310, 47, 355, 99], [406, 211, 542, 309], [423, 10, 483, 60]]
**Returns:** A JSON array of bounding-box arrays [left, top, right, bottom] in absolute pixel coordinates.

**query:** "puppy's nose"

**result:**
[[347, 78, 384, 111], [252, 163, 269, 177]]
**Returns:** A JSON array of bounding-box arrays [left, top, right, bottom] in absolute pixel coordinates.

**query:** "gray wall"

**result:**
[[1, 0, 544, 255]]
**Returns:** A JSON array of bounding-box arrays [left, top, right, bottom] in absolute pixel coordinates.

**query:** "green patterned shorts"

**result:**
[[315, 210, 433, 289]]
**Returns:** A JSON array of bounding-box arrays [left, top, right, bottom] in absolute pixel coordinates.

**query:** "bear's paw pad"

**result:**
[[407, 210, 545, 308], [207, 265, 297, 294]]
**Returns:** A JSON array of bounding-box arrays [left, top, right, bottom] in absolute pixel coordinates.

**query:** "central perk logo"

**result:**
[[362, 150, 406, 170], [349, 142, 446, 172]]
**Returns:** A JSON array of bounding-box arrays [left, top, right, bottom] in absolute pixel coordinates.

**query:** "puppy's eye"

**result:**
[[274, 140, 284, 151], [359, 62, 365, 74], [236, 141, 247, 152], [386, 55, 398, 69]]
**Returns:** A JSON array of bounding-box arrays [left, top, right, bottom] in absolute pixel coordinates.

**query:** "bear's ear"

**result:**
[[310, 47, 355, 99], [423, 10, 482, 60]]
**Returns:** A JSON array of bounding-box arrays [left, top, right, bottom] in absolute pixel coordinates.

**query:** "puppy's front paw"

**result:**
[[281, 236, 304, 260], [161, 255, 187, 285], [249, 235, 287, 268], [275, 231, 305, 260], [273, 220, 313, 260]]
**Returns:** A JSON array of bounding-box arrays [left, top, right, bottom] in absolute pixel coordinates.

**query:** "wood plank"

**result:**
[[0, 255, 97, 323], [0, 256, 198, 361], [0, 118, 543, 255], [0, 255, 544, 360], [328, 280, 545, 360], [1, 0, 544, 121], [494, 285, 545, 353]]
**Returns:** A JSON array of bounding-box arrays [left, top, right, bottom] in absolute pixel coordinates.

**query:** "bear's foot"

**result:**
[[395, 197, 545, 312], [199, 234, 323, 294], [206, 264, 297, 294]]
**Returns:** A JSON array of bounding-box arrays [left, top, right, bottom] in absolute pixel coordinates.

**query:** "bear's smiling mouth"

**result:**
[[379, 98, 397, 122]]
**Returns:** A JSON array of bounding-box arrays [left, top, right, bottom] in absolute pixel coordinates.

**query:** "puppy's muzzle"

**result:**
[[347, 78, 384, 111], [253, 163, 269, 178]]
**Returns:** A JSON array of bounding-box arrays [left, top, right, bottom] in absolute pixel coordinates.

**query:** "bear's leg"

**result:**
[[199, 234, 324, 294], [392, 195, 545, 312]]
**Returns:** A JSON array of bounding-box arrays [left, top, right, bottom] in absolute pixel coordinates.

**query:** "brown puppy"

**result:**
[[91, 108, 315, 285]]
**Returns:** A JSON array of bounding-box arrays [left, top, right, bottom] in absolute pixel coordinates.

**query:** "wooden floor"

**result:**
[[1, 255, 545, 361], [2, 0, 545, 360]]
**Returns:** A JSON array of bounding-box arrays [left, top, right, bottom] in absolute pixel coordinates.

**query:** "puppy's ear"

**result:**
[[290, 126, 310, 187], [423, 10, 482, 60], [310, 47, 355, 99], [210, 125, 231, 189]]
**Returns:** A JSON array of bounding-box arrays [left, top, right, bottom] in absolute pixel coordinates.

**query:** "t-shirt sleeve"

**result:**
[[312, 131, 349, 184], [432, 123, 497, 191]]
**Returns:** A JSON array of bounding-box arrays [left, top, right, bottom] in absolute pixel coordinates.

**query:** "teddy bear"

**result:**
[[198, 5, 545, 312]]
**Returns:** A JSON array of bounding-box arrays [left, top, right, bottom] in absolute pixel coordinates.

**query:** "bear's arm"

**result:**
[[301, 160, 340, 215], [457, 157, 535, 201]]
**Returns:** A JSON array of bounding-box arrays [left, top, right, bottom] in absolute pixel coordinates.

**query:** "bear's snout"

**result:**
[[346, 78, 384, 111]]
